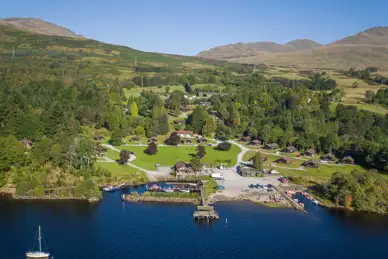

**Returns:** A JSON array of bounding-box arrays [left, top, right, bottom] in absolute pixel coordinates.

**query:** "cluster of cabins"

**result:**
[[239, 136, 355, 174]]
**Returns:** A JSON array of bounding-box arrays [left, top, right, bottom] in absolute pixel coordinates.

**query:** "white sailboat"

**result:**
[[26, 226, 50, 259]]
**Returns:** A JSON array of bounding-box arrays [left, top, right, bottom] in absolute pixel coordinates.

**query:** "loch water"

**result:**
[[1, 185, 388, 259]]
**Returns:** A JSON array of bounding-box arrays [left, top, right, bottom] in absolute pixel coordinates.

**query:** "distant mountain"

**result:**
[[285, 39, 322, 51], [199, 27, 388, 70], [197, 39, 322, 59], [332, 26, 388, 46], [0, 18, 83, 38]]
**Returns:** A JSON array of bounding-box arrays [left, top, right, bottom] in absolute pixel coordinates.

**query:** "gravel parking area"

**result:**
[[210, 168, 285, 198]]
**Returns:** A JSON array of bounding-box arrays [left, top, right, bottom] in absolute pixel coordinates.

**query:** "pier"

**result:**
[[273, 186, 307, 214], [193, 182, 219, 221], [193, 205, 219, 220]]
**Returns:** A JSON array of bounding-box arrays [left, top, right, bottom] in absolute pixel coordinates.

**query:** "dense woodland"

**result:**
[[315, 170, 388, 214], [345, 67, 388, 86], [0, 25, 387, 211]]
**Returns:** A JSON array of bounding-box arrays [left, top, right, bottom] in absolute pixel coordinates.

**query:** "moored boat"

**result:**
[[103, 183, 125, 192], [148, 184, 162, 192], [26, 226, 51, 259], [163, 187, 175, 193]]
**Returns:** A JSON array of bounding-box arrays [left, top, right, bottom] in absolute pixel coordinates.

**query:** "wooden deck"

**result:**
[[193, 208, 219, 220], [193, 183, 219, 221]]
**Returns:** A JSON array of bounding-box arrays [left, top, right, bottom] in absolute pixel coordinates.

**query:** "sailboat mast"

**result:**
[[38, 226, 42, 252]]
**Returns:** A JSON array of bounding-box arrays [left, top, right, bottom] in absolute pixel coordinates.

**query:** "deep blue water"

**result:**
[[1, 186, 388, 259]]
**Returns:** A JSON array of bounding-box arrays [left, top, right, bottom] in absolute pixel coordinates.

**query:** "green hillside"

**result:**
[[0, 24, 231, 85]]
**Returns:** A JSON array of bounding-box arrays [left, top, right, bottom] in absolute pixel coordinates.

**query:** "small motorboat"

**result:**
[[103, 183, 125, 192], [312, 199, 319, 205], [180, 189, 190, 193], [148, 184, 162, 192], [293, 198, 299, 203], [163, 187, 175, 193]]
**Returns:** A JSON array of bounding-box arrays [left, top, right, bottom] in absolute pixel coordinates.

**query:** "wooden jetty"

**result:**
[[273, 185, 308, 214], [193, 182, 219, 221], [193, 205, 219, 220]]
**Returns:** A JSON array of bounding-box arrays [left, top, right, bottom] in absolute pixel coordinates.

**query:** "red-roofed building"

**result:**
[[176, 130, 194, 137]]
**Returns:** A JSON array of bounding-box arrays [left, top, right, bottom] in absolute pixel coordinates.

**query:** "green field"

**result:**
[[242, 150, 366, 182], [96, 162, 148, 184], [124, 84, 222, 97], [109, 144, 241, 170]]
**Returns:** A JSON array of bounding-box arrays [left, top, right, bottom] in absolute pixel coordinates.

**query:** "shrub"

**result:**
[[216, 142, 232, 151]]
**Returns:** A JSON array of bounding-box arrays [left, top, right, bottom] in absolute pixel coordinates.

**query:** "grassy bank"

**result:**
[[111, 144, 241, 170], [96, 162, 148, 185]]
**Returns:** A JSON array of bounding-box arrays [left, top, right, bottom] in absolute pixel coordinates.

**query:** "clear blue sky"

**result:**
[[1, 0, 387, 55]]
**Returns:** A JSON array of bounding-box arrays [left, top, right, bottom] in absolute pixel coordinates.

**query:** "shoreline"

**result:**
[[121, 193, 200, 205], [12, 195, 100, 203]]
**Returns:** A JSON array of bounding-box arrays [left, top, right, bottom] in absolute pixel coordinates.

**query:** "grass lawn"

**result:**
[[112, 144, 241, 170], [242, 150, 367, 182], [278, 164, 366, 183], [106, 149, 119, 160], [96, 162, 148, 184], [97, 162, 139, 176], [243, 151, 303, 169]]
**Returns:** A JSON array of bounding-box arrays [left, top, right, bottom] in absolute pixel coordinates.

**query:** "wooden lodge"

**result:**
[[321, 153, 336, 162], [275, 156, 293, 165], [250, 139, 261, 146], [341, 156, 355, 164], [302, 160, 320, 168], [130, 136, 141, 142], [96, 144, 107, 157], [176, 130, 194, 137], [174, 161, 197, 179], [304, 148, 316, 157], [264, 143, 279, 150], [283, 145, 297, 153], [181, 138, 192, 144], [148, 137, 158, 143], [240, 136, 251, 142]]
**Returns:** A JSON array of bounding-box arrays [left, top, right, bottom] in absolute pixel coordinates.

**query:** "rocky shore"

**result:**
[[208, 192, 290, 208], [121, 194, 199, 205], [11, 195, 100, 203]]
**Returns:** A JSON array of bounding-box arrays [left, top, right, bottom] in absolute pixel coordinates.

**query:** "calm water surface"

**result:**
[[1, 186, 388, 259]]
